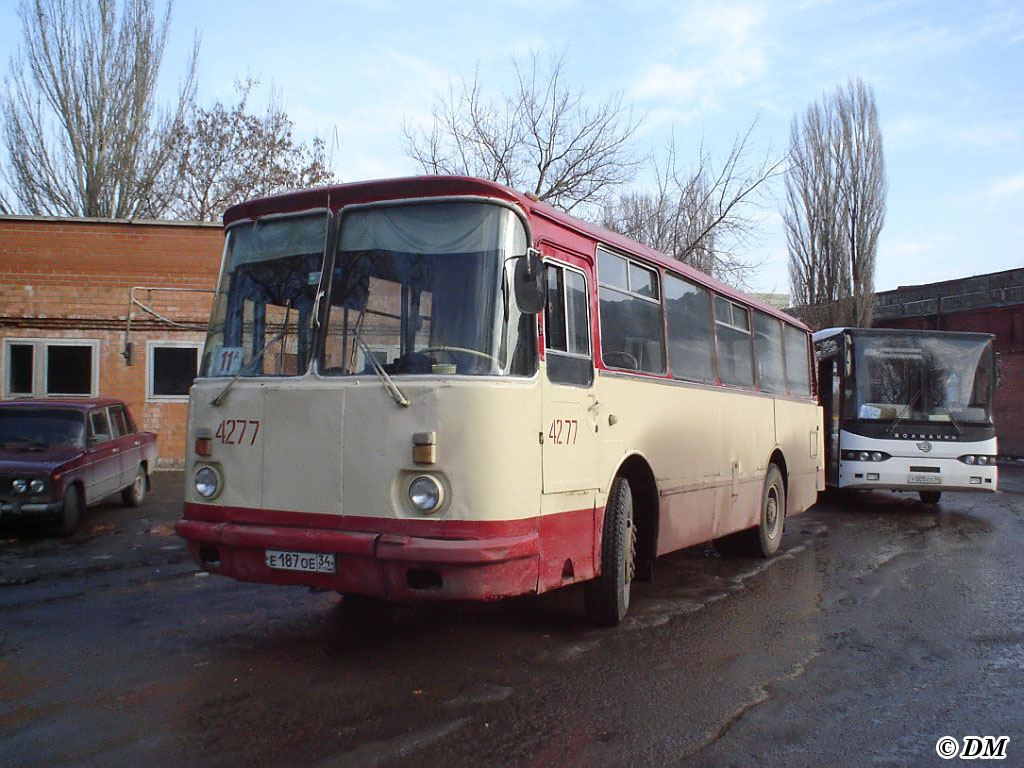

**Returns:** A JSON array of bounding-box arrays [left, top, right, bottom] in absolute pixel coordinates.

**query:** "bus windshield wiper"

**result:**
[[933, 400, 963, 434], [888, 390, 921, 434], [211, 300, 294, 407], [352, 329, 411, 408]]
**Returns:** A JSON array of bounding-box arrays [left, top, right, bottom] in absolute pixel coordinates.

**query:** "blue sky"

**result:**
[[2, 0, 1021, 296]]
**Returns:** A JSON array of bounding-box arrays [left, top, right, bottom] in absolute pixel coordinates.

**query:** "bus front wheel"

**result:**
[[585, 476, 636, 627]]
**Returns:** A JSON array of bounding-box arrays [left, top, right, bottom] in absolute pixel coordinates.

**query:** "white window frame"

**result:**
[[2, 337, 100, 398], [146, 340, 202, 402]]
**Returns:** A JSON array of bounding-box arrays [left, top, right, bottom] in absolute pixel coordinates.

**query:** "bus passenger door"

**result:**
[[540, 260, 599, 493]]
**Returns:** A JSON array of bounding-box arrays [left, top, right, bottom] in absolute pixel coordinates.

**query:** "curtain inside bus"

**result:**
[[322, 201, 534, 377]]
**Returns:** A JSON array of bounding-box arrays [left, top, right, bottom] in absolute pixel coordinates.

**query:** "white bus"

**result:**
[[176, 176, 823, 625], [814, 327, 998, 503]]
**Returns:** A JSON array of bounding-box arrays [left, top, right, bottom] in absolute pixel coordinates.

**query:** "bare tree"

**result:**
[[167, 80, 335, 222], [403, 51, 643, 215], [0, 0, 198, 219], [785, 78, 886, 328], [602, 122, 784, 287]]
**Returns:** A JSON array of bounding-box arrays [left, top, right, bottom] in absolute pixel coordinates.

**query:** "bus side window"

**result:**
[[753, 311, 787, 394], [714, 297, 755, 389], [784, 324, 813, 397], [597, 248, 665, 374], [544, 264, 593, 386], [665, 273, 716, 384]]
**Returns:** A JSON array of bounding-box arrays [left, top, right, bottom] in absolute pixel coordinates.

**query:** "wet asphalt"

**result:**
[[2, 466, 1023, 767]]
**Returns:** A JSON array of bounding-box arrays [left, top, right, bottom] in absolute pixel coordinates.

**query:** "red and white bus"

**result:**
[[176, 176, 824, 625]]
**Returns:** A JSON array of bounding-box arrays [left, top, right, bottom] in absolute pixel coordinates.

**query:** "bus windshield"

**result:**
[[201, 212, 328, 378], [847, 332, 994, 426], [321, 200, 535, 377]]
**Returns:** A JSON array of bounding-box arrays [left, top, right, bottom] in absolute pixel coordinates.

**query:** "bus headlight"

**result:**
[[195, 466, 221, 499], [959, 455, 996, 466], [842, 450, 891, 462], [408, 475, 444, 514]]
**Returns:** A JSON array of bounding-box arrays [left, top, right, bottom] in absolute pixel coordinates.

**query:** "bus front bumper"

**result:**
[[175, 516, 541, 601], [838, 460, 998, 493]]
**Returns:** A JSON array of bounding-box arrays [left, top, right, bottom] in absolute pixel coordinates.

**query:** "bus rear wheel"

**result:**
[[919, 490, 942, 505], [714, 464, 785, 558], [585, 476, 635, 627]]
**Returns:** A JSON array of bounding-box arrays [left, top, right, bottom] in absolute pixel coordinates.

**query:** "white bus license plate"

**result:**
[[908, 474, 941, 485], [265, 550, 336, 573]]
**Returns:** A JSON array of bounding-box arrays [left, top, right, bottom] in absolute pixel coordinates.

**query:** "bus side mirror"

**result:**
[[995, 352, 1003, 390], [514, 249, 546, 314]]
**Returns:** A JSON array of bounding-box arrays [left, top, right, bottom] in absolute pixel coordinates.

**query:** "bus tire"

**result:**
[[585, 476, 635, 627], [756, 464, 786, 557], [714, 464, 785, 558], [919, 490, 941, 505]]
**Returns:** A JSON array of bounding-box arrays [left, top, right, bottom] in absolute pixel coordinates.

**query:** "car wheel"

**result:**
[[122, 465, 146, 507], [584, 475, 635, 627], [58, 485, 82, 537]]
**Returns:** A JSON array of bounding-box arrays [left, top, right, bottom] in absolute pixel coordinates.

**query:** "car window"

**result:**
[[89, 410, 112, 444], [108, 406, 130, 437]]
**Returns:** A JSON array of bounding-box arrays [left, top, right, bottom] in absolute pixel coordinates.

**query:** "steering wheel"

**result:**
[[419, 346, 500, 369]]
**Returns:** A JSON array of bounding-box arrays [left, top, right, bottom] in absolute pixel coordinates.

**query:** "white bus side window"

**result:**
[[544, 264, 593, 387], [753, 311, 787, 395], [784, 324, 813, 397], [664, 273, 716, 384], [714, 297, 755, 389], [597, 248, 665, 374]]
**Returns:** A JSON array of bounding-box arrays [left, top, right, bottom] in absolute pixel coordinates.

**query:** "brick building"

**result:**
[[873, 268, 1024, 457], [0, 215, 223, 467]]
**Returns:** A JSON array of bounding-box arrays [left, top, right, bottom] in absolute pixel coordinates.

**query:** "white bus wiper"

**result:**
[[352, 330, 411, 408]]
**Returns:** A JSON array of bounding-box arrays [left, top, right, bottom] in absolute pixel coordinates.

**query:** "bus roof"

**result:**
[[223, 175, 808, 330]]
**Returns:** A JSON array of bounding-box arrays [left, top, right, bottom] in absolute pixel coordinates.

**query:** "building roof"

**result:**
[[874, 267, 1024, 321]]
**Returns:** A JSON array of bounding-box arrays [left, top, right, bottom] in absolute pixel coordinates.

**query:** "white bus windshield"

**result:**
[[846, 332, 994, 426], [201, 212, 329, 378], [321, 201, 535, 377]]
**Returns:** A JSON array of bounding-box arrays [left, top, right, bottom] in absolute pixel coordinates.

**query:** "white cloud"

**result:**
[[987, 174, 1024, 201], [628, 0, 769, 121]]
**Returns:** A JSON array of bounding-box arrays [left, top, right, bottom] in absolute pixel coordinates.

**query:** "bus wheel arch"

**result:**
[[767, 449, 789, 516]]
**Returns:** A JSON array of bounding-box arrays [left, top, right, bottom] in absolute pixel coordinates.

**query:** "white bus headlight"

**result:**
[[195, 466, 221, 499], [408, 475, 444, 514]]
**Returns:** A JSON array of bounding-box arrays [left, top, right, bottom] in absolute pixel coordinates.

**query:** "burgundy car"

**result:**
[[0, 398, 158, 535]]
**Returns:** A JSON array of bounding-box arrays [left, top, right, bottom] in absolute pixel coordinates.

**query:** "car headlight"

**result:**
[[29, 479, 46, 494], [408, 475, 444, 514], [12, 478, 27, 493], [194, 466, 221, 499]]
